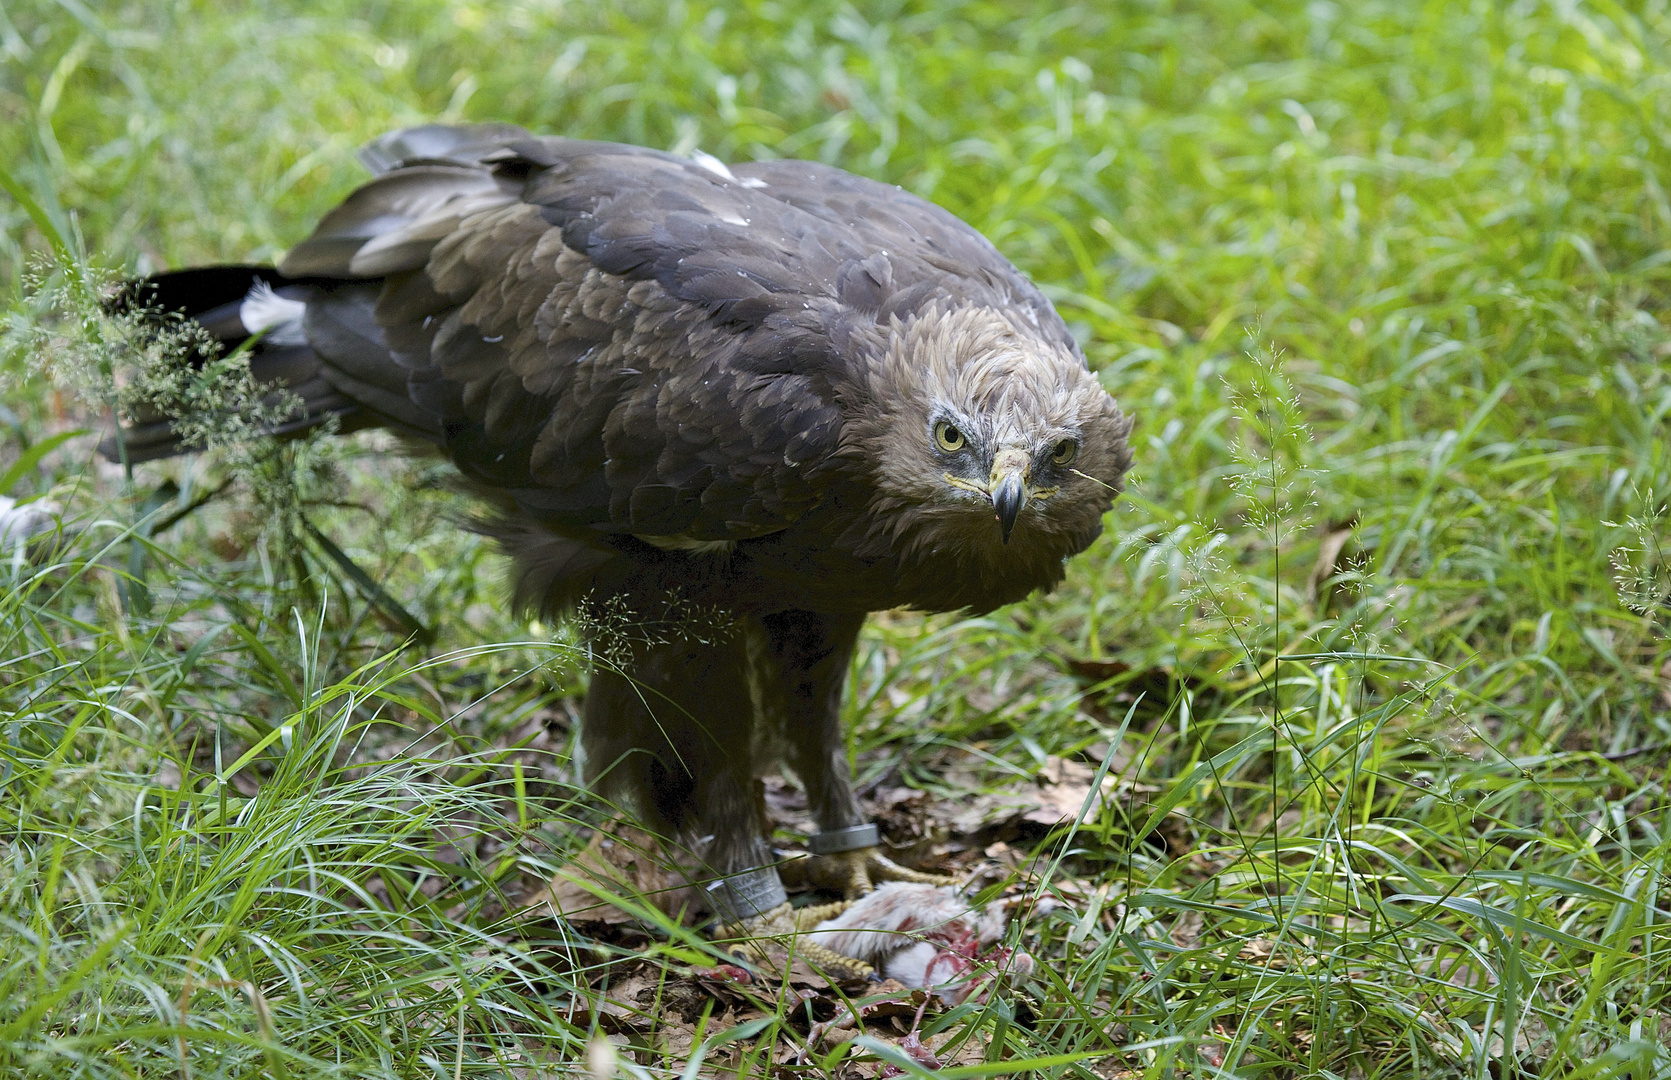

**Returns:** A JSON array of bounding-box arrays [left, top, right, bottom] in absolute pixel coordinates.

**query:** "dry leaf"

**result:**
[[1022, 755, 1117, 827], [521, 822, 699, 925], [1236, 938, 1285, 967], [1169, 910, 1205, 949]]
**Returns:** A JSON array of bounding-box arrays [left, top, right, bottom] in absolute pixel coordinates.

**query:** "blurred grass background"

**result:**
[[3, 0, 1671, 1076]]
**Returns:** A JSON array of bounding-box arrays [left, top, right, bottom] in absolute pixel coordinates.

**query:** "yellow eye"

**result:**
[[1052, 439, 1078, 465], [933, 420, 966, 453]]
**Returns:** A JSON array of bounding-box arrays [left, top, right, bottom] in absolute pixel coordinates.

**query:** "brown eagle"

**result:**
[[110, 124, 1134, 927]]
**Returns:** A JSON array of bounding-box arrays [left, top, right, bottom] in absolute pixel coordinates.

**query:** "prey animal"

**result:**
[[109, 124, 1134, 927]]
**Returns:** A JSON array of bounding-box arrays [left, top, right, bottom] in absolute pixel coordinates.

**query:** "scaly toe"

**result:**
[[729, 901, 874, 981], [862, 850, 959, 888], [732, 901, 798, 938], [808, 846, 958, 897], [806, 847, 873, 897]]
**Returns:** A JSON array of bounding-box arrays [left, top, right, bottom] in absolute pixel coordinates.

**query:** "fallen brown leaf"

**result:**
[[1022, 755, 1119, 827], [1236, 938, 1285, 967], [520, 822, 699, 925]]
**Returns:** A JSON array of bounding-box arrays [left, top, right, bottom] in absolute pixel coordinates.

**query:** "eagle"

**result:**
[[109, 124, 1134, 932]]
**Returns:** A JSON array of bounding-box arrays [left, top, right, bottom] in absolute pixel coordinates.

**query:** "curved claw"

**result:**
[[730, 902, 876, 981], [808, 846, 960, 898]]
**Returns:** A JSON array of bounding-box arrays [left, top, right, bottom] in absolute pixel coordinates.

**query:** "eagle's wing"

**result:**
[[277, 126, 1074, 542], [729, 158, 1083, 360]]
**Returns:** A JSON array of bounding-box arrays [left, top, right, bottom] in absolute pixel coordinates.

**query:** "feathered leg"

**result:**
[[581, 631, 783, 921], [751, 610, 867, 832], [580, 620, 877, 979], [753, 610, 953, 896]]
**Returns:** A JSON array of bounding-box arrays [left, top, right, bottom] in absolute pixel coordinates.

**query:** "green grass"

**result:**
[[4, 0, 1671, 1075]]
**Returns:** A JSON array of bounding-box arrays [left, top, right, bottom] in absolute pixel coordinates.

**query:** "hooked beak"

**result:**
[[989, 448, 1030, 544]]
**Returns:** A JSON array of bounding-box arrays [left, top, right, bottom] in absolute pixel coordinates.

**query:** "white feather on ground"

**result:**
[[807, 882, 1036, 1003], [0, 495, 58, 550]]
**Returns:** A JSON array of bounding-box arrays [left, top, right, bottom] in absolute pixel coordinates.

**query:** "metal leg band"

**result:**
[[706, 866, 788, 923], [806, 822, 880, 856]]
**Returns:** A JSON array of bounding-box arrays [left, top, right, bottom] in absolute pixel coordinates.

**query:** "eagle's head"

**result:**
[[841, 303, 1135, 607]]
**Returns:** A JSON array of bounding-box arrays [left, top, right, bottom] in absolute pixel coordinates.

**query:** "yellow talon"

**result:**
[[727, 902, 876, 981], [808, 847, 959, 898]]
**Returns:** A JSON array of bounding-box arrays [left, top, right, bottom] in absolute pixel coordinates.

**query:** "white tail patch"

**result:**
[[239, 281, 309, 346]]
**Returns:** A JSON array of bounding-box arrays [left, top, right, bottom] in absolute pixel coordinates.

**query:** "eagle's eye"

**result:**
[[933, 420, 967, 453], [1052, 438, 1078, 465]]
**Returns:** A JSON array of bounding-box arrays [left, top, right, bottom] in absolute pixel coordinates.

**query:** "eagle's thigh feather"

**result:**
[[581, 633, 771, 876], [746, 610, 868, 833]]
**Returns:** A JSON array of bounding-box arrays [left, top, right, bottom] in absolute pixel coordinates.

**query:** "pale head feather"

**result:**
[[837, 302, 1133, 604]]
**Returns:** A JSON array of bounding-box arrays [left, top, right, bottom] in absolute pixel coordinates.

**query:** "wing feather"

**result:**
[[277, 125, 1073, 542]]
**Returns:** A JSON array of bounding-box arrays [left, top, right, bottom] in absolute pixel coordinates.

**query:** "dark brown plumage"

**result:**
[[110, 124, 1134, 921]]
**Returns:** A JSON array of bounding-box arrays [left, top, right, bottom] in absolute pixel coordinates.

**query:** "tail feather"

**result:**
[[98, 265, 410, 464], [98, 126, 526, 465]]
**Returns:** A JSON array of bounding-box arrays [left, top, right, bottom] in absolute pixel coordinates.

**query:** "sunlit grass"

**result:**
[[4, 0, 1671, 1076]]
